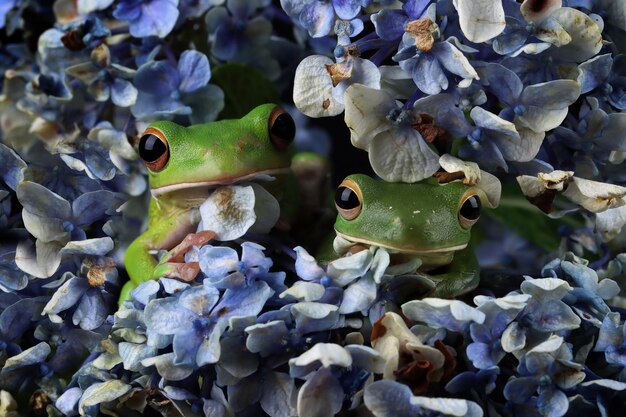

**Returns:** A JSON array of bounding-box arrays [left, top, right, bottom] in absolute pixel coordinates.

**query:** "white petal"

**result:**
[[454, 0, 506, 43], [562, 177, 626, 212], [476, 170, 502, 208], [516, 107, 569, 133], [15, 240, 63, 278], [293, 55, 343, 117], [368, 128, 440, 183], [506, 124, 545, 162], [596, 206, 626, 241], [549, 8, 603, 63], [439, 154, 481, 185], [379, 65, 414, 99], [517, 170, 573, 199], [289, 343, 352, 369], [280, 281, 326, 302], [199, 185, 257, 241], [344, 84, 396, 150], [247, 183, 280, 234]]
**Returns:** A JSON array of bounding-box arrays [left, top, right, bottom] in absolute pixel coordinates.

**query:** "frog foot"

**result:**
[[152, 231, 216, 282], [153, 262, 201, 282]]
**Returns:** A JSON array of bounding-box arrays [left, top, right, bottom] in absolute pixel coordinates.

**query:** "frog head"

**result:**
[[137, 104, 295, 197], [333, 174, 486, 268]]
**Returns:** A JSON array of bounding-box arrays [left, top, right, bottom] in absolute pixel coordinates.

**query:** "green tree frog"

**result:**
[[331, 174, 490, 298], [121, 104, 296, 302]]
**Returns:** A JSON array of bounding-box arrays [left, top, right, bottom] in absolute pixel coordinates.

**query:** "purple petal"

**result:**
[[403, 0, 430, 19], [372, 9, 407, 41], [178, 50, 211, 93], [332, 0, 360, 20], [299, 2, 334, 38]]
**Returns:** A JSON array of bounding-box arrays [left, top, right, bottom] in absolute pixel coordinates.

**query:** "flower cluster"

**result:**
[[1, 0, 626, 416]]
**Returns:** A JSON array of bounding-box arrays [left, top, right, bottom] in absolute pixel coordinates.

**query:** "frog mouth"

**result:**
[[334, 231, 468, 254], [150, 168, 292, 198]]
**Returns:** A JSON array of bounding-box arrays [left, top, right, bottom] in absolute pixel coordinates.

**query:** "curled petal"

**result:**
[[454, 0, 506, 43]]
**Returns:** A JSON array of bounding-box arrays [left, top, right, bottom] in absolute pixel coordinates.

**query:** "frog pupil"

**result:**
[[271, 113, 295, 143], [335, 186, 359, 209], [139, 134, 166, 162], [460, 195, 481, 220]]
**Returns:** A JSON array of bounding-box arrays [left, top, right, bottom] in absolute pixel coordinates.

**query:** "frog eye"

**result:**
[[335, 179, 362, 220], [268, 107, 295, 151], [459, 193, 481, 229], [138, 128, 169, 171]]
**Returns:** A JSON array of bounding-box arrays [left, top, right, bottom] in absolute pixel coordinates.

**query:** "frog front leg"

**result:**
[[426, 245, 480, 299], [120, 209, 198, 303]]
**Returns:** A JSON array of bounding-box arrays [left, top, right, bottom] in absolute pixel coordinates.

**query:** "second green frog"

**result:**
[[330, 174, 497, 298]]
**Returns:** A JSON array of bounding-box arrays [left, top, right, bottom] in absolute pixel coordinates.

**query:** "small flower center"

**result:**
[[404, 17, 439, 52], [325, 59, 354, 87]]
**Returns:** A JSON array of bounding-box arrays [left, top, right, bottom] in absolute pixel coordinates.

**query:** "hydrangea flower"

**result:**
[[113, 0, 180, 38], [393, 16, 479, 95], [293, 54, 381, 118], [144, 281, 273, 368], [343, 83, 440, 182], [504, 335, 585, 417], [131, 50, 224, 122], [281, 0, 362, 38], [65, 44, 138, 107]]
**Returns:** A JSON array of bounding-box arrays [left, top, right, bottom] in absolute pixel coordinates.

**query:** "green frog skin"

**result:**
[[120, 104, 296, 302], [332, 174, 486, 298]]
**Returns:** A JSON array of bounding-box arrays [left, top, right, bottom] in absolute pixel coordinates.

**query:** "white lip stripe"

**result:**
[[334, 231, 468, 254], [150, 168, 292, 197]]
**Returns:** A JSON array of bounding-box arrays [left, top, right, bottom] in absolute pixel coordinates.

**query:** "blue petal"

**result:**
[[0, 143, 26, 191], [130, 0, 179, 38], [179, 284, 220, 316], [372, 9, 407, 41], [467, 342, 496, 369], [476, 63, 523, 107], [130, 280, 160, 305], [213, 280, 273, 319], [172, 329, 204, 366], [145, 297, 197, 335], [72, 288, 108, 330], [492, 17, 529, 55], [178, 50, 211, 93], [43, 277, 90, 315], [338, 276, 377, 314], [199, 246, 239, 281], [110, 77, 138, 107], [402, 0, 430, 19], [294, 246, 326, 281], [245, 321, 289, 356], [504, 377, 540, 403], [537, 386, 569, 417], [2, 342, 50, 373], [55, 387, 82, 416], [411, 54, 448, 95], [134, 60, 180, 95], [73, 190, 123, 225], [332, 0, 360, 20], [241, 242, 272, 271], [299, 1, 334, 38], [0, 298, 44, 341], [363, 380, 420, 417]]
